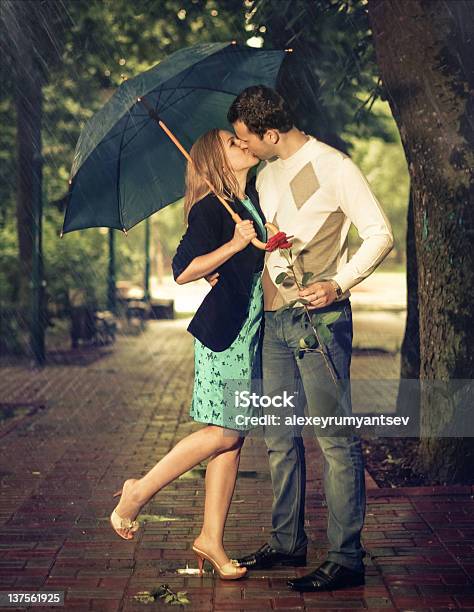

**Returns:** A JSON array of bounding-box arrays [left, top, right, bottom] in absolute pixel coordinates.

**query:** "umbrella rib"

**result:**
[[155, 41, 242, 110], [65, 44, 286, 241], [122, 87, 198, 149], [121, 84, 170, 151], [90, 85, 235, 150], [99, 115, 150, 148], [156, 85, 239, 97], [122, 87, 199, 152], [121, 114, 154, 151], [157, 87, 197, 116], [159, 63, 197, 108], [116, 111, 133, 230], [121, 81, 236, 165], [130, 85, 237, 134], [154, 83, 164, 112]]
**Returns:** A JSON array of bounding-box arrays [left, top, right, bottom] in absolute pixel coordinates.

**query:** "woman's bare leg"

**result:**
[[113, 425, 243, 538], [193, 440, 244, 567]]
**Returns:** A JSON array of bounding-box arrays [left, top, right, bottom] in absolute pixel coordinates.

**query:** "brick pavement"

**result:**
[[0, 319, 473, 611]]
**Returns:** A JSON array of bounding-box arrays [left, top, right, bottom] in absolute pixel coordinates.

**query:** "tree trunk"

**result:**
[[396, 187, 420, 430], [399, 188, 420, 381], [16, 67, 43, 308], [368, 0, 474, 483], [6, 0, 45, 308]]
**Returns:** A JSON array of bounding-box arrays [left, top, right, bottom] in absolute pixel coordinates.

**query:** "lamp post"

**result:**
[[30, 147, 45, 366], [107, 229, 116, 314], [144, 217, 150, 302]]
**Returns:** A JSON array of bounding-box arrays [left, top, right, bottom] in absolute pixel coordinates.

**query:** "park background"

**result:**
[[0, 1, 473, 609]]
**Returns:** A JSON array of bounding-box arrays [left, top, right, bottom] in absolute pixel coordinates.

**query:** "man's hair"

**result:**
[[227, 85, 294, 138]]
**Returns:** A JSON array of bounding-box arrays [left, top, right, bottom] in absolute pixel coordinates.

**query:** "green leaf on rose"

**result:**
[[309, 310, 342, 344], [301, 271, 315, 287], [300, 334, 318, 348], [299, 337, 309, 349], [275, 272, 288, 284], [316, 322, 332, 345], [279, 299, 300, 311], [318, 311, 343, 325]]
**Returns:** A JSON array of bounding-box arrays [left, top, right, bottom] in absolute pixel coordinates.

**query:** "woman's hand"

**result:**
[[205, 272, 220, 286], [175, 220, 256, 285], [229, 220, 257, 252]]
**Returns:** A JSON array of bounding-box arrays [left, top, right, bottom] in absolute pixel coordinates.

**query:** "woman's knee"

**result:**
[[206, 425, 244, 451]]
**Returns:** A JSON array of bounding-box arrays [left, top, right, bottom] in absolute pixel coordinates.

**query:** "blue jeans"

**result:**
[[261, 299, 366, 572]]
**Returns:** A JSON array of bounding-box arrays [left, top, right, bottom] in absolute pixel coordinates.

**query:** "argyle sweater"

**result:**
[[256, 136, 394, 311]]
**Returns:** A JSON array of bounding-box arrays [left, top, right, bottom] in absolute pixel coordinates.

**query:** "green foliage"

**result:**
[[0, 0, 249, 322], [0, 97, 16, 229], [346, 100, 409, 263], [153, 199, 187, 265], [243, 0, 394, 148], [43, 208, 108, 309], [0, 217, 20, 303]]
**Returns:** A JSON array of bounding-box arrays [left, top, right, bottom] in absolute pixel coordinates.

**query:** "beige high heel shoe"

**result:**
[[192, 544, 247, 580], [110, 485, 140, 540]]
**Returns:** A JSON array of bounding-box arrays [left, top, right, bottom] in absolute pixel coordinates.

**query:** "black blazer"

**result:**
[[172, 178, 266, 352]]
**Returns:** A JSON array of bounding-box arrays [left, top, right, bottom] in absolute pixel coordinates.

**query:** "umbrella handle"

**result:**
[[227, 210, 279, 248], [255, 222, 280, 249], [138, 97, 279, 250], [208, 198, 280, 251], [256, 222, 279, 248]]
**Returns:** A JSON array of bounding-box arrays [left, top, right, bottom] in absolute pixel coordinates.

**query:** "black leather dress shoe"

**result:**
[[287, 560, 365, 592], [233, 543, 307, 570]]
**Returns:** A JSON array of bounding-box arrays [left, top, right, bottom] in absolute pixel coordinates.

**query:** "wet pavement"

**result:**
[[0, 319, 473, 611]]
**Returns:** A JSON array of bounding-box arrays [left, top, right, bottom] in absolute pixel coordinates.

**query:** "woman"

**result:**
[[110, 128, 267, 580]]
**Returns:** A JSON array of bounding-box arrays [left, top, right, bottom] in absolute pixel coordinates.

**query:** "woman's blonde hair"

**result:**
[[183, 128, 241, 222]]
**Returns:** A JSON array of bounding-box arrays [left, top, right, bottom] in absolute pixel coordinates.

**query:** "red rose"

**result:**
[[265, 231, 293, 252]]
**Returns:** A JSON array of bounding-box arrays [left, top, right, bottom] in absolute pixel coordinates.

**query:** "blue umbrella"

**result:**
[[61, 42, 287, 248]]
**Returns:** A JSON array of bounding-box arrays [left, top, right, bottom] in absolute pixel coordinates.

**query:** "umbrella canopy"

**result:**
[[61, 42, 286, 236]]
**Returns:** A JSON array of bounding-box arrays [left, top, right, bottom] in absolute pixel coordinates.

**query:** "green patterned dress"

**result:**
[[190, 197, 267, 432]]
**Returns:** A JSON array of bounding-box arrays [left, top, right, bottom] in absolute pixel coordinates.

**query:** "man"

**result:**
[[209, 85, 393, 591]]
